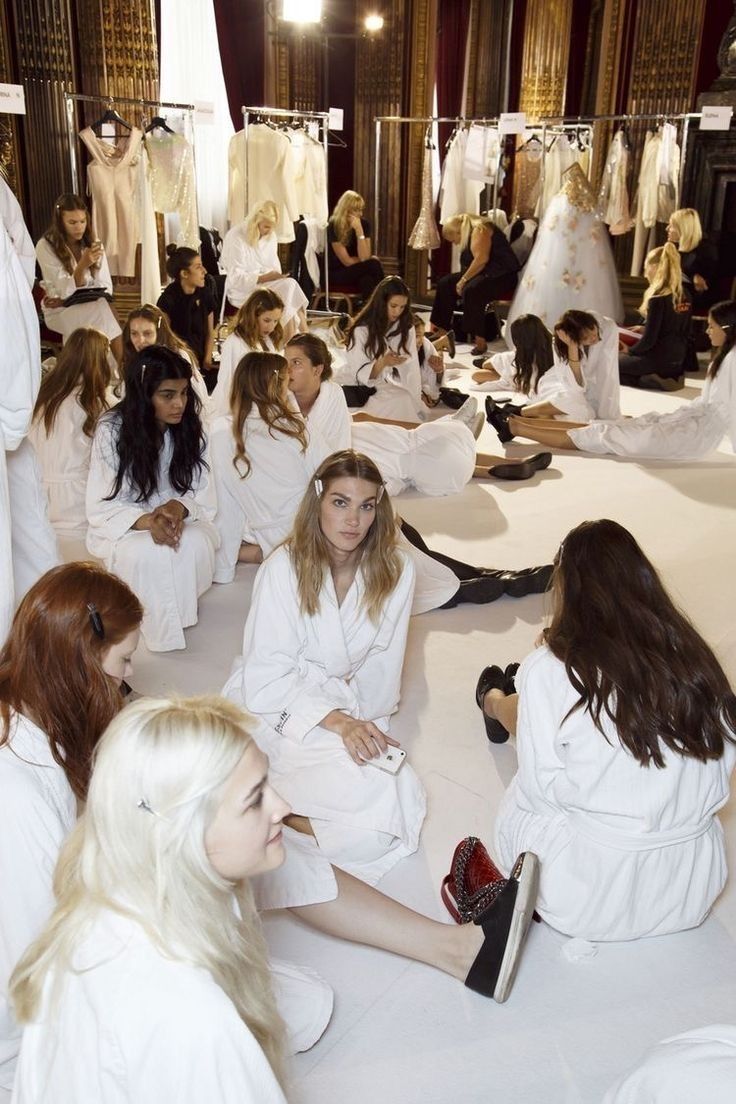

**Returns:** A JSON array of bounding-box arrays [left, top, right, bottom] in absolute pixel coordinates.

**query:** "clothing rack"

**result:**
[[373, 114, 505, 248], [63, 92, 197, 196], [241, 105, 331, 300]]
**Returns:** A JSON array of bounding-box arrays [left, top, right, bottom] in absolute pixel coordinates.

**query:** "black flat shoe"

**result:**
[[485, 396, 514, 444], [473, 356, 488, 369], [475, 665, 513, 743], [504, 663, 520, 693], [501, 563, 554, 599], [465, 851, 539, 1002], [488, 452, 552, 481], [470, 343, 488, 356], [439, 386, 471, 410]]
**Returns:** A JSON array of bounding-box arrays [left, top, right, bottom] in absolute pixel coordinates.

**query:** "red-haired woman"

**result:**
[[0, 562, 143, 1098]]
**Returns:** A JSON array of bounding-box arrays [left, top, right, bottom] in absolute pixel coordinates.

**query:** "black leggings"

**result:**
[[430, 272, 504, 338], [400, 519, 481, 580], [329, 258, 385, 300], [619, 353, 683, 388]]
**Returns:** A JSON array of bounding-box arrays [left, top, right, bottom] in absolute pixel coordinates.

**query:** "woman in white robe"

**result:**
[[336, 276, 425, 422], [122, 304, 210, 414], [211, 288, 284, 418], [221, 200, 308, 333], [29, 328, 114, 543], [490, 302, 736, 461], [0, 563, 143, 1103], [481, 519, 736, 941], [35, 193, 122, 363], [603, 1024, 736, 1103], [86, 346, 218, 652], [223, 450, 427, 883]]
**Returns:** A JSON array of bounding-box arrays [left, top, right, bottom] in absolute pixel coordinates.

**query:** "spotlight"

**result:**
[[364, 14, 384, 32], [282, 0, 321, 23]]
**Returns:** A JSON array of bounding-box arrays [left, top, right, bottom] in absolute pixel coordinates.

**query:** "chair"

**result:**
[[309, 250, 361, 315]]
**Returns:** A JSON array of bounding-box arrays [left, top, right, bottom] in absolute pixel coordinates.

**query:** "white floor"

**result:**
[[112, 346, 736, 1102]]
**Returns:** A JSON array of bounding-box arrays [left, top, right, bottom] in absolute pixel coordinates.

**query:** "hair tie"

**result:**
[[314, 478, 323, 496], [87, 602, 105, 639]]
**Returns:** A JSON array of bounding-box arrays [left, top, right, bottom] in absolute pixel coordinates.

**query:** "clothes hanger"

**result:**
[[327, 129, 347, 148], [424, 125, 435, 151], [89, 100, 132, 132], [145, 115, 175, 134], [518, 131, 543, 151]]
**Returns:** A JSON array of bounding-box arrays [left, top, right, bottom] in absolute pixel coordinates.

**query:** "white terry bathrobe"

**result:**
[[570, 347, 736, 459], [86, 413, 219, 651], [29, 391, 97, 541], [223, 545, 427, 884], [220, 222, 308, 323], [603, 1024, 736, 1104], [210, 332, 278, 419], [494, 645, 736, 941], [478, 348, 597, 422], [337, 323, 425, 422]]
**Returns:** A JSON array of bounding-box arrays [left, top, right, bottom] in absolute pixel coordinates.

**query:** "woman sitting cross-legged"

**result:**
[[86, 345, 219, 652], [465, 519, 736, 942], [483, 300, 736, 461], [618, 243, 692, 392]]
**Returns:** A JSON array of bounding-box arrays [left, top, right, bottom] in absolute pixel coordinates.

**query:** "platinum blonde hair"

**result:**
[[669, 208, 703, 254], [245, 199, 280, 247], [331, 190, 365, 244], [10, 694, 285, 1084], [441, 213, 491, 252]]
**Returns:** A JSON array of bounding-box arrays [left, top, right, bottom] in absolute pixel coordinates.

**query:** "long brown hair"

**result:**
[[508, 314, 554, 395], [43, 193, 98, 275], [230, 288, 284, 350], [347, 276, 412, 360], [545, 519, 736, 768], [288, 450, 402, 622], [0, 563, 143, 801], [230, 352, 307, 477], [553, 309, 599, 361], [708, 300, 736, 379], [122, 304, 199, 372], [33, 328, 112, 437]]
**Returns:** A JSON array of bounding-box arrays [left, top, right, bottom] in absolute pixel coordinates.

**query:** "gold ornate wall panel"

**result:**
[[355, 0, 408, 271], [10, 0, 76, 237], [74, 0, 158, 111], [289, 35, 322, 113], [465, 0, 514, 118], [403, 0, 438, 291], [626, 0, 706, 115], [518, 0, 574, 120]]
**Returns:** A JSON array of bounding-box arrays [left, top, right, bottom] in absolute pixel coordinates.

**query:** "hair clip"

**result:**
[[375, 483, 385, 503], [87, 602, 105, 639], [137, 797, 156, 816], [140, 363, 147, 379], [314, 478, 323, 496]]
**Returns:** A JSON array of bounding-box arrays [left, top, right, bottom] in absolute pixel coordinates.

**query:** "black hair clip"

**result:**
[[87, 602, 105, 639]]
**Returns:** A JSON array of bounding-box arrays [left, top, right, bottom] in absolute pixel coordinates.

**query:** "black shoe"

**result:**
[[439, 386, 471, 410], [444, 329, 456, 358], [485, 396, 514, 443], [488, 452, 552, 481], [465, 851, 539, 1002], [475, 664, 514, 743], [470, 343, 488, 357], [499, 401, 527, 416], [504, 663, 520, 693], [473, 356, 488, 369], [501, 564, 554, 599]]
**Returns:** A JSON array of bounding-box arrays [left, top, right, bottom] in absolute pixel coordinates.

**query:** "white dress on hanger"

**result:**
[[337, 324, 425, 422], [598, 130, 634, 236], [86, 413, 219, 652], [289, 129, 329, 225], [222, 545, 426, 885], [144, 129, 199, 247], [79, 127, 143, 277], [228, 127, 298, 241], [438, 129, 483, 224], [210, 333, 278, 419], [494, 645, 736, 941], [220, 224, 308, 321], [508, 166, 625, 330], [630, 124, 680, 275], [537, 134, 577, 216], [570, 347, 736, 459]]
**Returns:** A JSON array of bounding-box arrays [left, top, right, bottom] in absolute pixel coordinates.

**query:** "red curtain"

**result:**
[[212, 0, 266, 131]]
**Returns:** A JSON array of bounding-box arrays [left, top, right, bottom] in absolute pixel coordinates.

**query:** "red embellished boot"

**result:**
[[441, 836, 507, 923]]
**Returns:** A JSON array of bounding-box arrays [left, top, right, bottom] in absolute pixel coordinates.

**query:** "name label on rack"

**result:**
[[499, 112, 527, 136], [699, 106, 733, 131], [329, 107, 344, 131], [0, 83, 26, 115], [194, 101, 215, 126]]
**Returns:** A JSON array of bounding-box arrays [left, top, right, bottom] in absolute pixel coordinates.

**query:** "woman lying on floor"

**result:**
[[210, 349, 551, 608], [483, 300, 736, 461], [460, 519, 736, 942]]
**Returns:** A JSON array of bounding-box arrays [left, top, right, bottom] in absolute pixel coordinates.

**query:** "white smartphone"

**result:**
[[364, 746, 406, 774]]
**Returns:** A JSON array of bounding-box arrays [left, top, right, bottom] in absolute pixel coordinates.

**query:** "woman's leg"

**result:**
[[506, 414, 582, 450], [462, 275, 495, 349], [290, 867, 484, 982], [430, 273, 461, 332], [400, 518, 481, 579], [237, 542, 264, 564]]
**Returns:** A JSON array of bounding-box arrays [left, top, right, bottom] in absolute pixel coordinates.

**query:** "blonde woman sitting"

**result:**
[[221, 200, 308, 337], [327, 190, 384, 300], [618, 243, 692, 391]]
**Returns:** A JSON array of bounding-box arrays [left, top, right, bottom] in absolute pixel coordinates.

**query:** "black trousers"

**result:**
[[329, 258, 385, 300], [400, 519, 480, 580], [619, 353, 682, 388], [430, 271, 500, 337]]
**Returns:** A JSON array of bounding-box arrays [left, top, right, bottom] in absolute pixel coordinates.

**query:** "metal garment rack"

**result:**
[[539, 112, 705, 207], [373, 114, 508, 249], [241, 105, 331, 302], [63, 91, 197, 195]]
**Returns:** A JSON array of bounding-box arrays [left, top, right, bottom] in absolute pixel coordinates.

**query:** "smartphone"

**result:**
[[364, 746, 406, 774]]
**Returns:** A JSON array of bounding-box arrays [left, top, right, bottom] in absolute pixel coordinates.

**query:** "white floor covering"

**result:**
[[72, 345, 736, 1102]]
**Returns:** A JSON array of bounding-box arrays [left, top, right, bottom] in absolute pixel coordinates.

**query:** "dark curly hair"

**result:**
[[106, 344, 206, 502]]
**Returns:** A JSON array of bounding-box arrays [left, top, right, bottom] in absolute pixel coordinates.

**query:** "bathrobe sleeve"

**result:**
[[86, 416, 151, 539], [341, 326, 376, 386], [584, 314, 621, 420]]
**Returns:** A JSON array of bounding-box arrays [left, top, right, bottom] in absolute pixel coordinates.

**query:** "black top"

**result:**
[[629, 294, 692, 368], [327, 218, 372, 273], [680, 240, 719, 312], [460, 225, 520, 283], [157, 280, 215, 366]]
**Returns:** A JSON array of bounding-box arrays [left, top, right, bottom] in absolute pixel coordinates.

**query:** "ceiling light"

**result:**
[[282, 0, 322, 23], [364, 14, 384, 32]]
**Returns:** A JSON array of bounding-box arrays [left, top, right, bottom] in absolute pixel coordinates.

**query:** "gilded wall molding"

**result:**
[[74, 0, 159, 113], [403, 0, 438, 291], [518, 0, 574, 121], [465, 0, 513, 118]]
